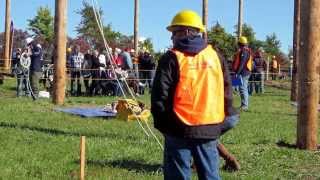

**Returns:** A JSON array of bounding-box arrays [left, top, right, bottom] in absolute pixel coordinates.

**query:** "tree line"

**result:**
[[0, 1, 287, 63]]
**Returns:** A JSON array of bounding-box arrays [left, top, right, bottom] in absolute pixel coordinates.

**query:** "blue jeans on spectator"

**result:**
[[254, 72, 265, 93], [239, 74, 250, 109], [248, 74, 255, 96], [16, 72, 30, 97], [164, 135, 220, 180]]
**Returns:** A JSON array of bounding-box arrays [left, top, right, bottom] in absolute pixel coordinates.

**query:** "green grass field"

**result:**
[[0, 79, 319, 179]]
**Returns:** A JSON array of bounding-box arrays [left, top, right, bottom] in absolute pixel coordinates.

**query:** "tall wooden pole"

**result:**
[[291, 0, 301, 102], [237, 0, 243, 38], [297, 0, 319, 150], [202, 0, 208, 42], [134, 0, 139, 54], [134, 0, 140, 91], [53, 0, 67, 105], [3, 0, 11, 72]]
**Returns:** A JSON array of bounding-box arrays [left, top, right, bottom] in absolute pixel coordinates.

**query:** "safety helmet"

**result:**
[[115, 48, 121, 54], [239, 36, 248, 44], [67, 47, 72, 53], [167, 10, 205, 32], [26, 37, 34, 45]]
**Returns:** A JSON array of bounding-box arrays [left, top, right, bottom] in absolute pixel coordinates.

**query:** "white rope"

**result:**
[[91, 0, 157, 141], [95, 0, 161, 144], [91, 0, 164, 150]]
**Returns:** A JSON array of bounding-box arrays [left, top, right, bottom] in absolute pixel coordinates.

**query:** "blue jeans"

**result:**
[[16, 72, 30, 97], [239, 74, 250, 108], [248, 74, 255, 95], [254, 72, 265, 93], [164, 136, 220, 180]]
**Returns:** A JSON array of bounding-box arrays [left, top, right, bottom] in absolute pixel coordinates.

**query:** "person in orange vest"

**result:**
[[271, 56, 278, 80], [232, 36, 253, 111], [151, 10, 240, 179]]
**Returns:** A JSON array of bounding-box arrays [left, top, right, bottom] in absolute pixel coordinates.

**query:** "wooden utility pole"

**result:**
[[237, 0, 243, 38], [202, 0, 208, 42], [291, 0, 301, 102], [3, 0, 11, 72], [53, 0, 67, 105], [134, 0, 140, 91], [134, 0, 139, 56], [297, 0, 319, 150]]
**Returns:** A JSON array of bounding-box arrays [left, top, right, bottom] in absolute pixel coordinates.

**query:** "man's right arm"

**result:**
[[151, 51, 178, 119]]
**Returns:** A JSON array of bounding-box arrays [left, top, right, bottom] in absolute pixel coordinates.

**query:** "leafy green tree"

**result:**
[[76, 1, 121, 49], [250, 40, 266, 52], [241, 24, 256, 45], [139, 38, 154, 53], [0, 29, 30, 49], [264, 33, 281, 56], [208, 22, 236, 59], [27, 6, 54, 44], [241, 24, 266, 52]]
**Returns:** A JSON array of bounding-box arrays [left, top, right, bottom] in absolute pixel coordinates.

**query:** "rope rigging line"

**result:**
[[90, 0, 166, 150], [91, 0, 164, 150]]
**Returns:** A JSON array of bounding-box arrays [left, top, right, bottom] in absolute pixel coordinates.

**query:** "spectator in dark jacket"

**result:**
[[253, 51, 267, 93], [82, 50, 93, 95], [70, 45, 84, 96], [89, 50, 105, 95], [27, 37, 43, 97], [139, 50, 155, 94]]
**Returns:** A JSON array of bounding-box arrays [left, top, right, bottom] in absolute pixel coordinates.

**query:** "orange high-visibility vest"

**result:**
[[272, 59, 278, 69], [232, 47, 253, 72], [172, 45, 225, 126]]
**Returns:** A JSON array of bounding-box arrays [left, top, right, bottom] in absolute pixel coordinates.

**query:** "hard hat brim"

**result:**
[[167, 25, 205, 33]]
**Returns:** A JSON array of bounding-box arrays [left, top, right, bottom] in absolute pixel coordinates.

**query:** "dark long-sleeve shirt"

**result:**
[[151, 36, 238, 139]]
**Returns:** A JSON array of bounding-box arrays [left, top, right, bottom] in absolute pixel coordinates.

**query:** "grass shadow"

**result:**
[[86, 159, 162, 174], [276, 140, 297, 149], [0, 121, 139, 141], [277, 140, 320, 150]]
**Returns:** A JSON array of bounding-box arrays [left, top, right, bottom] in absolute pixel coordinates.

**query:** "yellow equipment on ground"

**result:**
[[116, 99, 151, 122]]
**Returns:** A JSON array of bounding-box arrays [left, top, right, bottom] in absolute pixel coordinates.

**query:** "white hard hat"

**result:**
[[115, 48, 121, 53], [26, 37, 34, 44]]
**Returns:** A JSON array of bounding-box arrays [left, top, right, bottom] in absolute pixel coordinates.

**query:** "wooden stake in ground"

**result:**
[[80, 136, 86, 180], [53, 0, 67, 105], [202, 0, 208, 42], [297, 0, 319, 150], [291, 0, 301, 102], [237, 0, 243, 38], [3, 0, 11, 73]]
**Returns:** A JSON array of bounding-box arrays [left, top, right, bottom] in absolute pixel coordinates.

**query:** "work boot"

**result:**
[[218, 143, 241, 171]]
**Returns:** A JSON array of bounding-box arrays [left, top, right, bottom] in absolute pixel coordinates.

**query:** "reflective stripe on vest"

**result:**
[[172, 45, 225, 126], [232, 48, 253, 72]]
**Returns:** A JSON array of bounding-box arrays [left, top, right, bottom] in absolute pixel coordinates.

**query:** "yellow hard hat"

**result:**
[[239, 36, 248, 44], [67, 47, 72, 52], [167, 10, 205, 32]]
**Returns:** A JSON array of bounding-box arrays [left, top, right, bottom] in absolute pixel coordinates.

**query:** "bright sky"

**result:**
[[0, 0, 294, 53]]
